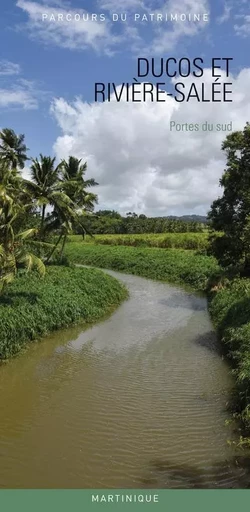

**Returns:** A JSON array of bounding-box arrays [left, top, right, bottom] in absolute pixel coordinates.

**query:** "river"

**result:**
[[0, 270, 249, 488]]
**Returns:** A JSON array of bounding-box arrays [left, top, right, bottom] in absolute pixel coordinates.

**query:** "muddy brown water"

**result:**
[[0, 269, 249, 489]]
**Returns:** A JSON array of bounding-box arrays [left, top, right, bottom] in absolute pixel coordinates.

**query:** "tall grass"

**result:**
[[65, 243, 219, 291], [69, 233, 211, 250], [0, 266, 127, 360]]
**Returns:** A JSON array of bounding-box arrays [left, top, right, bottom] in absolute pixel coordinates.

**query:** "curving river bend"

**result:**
[[0, 270, 249, 489]]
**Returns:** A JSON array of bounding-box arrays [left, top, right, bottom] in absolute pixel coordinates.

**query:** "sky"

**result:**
[[0, 0, 250, 216]]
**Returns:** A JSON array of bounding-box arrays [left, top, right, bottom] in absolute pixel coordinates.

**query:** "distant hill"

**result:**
[[167, 215, 208, 223]]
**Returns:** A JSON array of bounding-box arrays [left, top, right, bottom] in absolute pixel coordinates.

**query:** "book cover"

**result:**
[[0, 0, 250, 506]]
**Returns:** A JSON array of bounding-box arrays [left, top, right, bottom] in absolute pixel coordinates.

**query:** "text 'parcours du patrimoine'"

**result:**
[[94, 57, 233, 103]]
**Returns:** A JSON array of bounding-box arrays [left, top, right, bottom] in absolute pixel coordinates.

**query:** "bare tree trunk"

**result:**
[[40, 205, 46, 240], [59, 235, 67, 262], [46, 233, 63, 264]]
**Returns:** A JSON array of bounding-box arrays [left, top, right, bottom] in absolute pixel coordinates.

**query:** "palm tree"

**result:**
[[45, 212, 74, 263], [60, 156, 98, 210], [0, 161, 44, 295], [44, 156, 98, 261], [0, 128, 28, 169], [0, 224, 45, 295], [24, 155, 74, 240]]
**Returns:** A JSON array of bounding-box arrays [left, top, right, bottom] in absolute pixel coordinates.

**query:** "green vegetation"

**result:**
[[0, 265, 127, 360], [65, 242, 218, 291], [76, 209, 206, 235], [65, 236, 250, 439], [0, 137, 45, 294], [0, 127, 127, 359], [206, 122, 250, 439], [209, 279, 250, 440], [1, 121, 250, 445], [71, 232, 211, 250], [209, 122, 250, 274], [26, 155, 98, 258], [0, 127, 99, 296]]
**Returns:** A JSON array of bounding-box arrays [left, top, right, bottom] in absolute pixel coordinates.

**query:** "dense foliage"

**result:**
[[0, 127, 99, 293], [207, 122, 250, 438], [0, 133, 45, 293], [0, 266, 127, 360], [209, 279, 250, 439], [77, 210, 205, 235], [209, 123, 250, 273], [65, 242, 218, 291]]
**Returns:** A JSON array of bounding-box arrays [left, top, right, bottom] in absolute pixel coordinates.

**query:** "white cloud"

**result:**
[[40, 0, 70, 5], [0, 80, 40, 110], [233, 0, 250, 36], [0, 58, 49, 111], [0, 60, 21, 76], [99, 0, 145, 10], [16, 0, 210, 54], [217, 3, 232, 24], [143, 0, 209, 54], [50, 69, 250, 216], [22, 165, 32, 180], [16, 0, 119, 53], [234, 15, 250, 36]]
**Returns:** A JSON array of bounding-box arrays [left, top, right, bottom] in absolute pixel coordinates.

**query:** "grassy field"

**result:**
[[65, 242, 219, 291], [69, 232, 211, 250], [0, 266, 127, 360]]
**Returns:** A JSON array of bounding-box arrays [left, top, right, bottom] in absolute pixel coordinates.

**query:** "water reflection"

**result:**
[[0, 270, 248, 488], [140, 457, 250, 489]]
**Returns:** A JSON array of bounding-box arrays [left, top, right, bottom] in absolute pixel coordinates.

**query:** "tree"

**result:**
[[53, 156, 98, 256], [0, 128, 28, 169], [0, 160, 44, 294], [60, 156, 98, 210], [95, 210, 121, 219], [25, 155, 74, 240], [208, 122, 250, 272]]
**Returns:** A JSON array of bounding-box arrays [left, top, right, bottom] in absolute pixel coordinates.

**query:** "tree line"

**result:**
[[76, 211, 205, 235]]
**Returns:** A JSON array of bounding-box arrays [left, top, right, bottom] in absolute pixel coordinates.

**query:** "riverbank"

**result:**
[[65, 242, 250, 439], [0, 265, 127, 360], [65, 243, 218, 291], [209, 279, 250, 444]]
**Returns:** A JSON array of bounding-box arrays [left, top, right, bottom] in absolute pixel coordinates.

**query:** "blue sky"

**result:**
[[0, 0, 250, 215]]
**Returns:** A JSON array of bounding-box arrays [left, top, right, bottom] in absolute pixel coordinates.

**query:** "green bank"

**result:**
[[209, 279, 250, 443], [65, 242, 218, 291], [0, 265, 127, 360]]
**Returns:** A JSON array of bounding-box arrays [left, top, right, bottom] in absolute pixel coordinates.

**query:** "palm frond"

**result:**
[[17, 228, 38, 240]]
